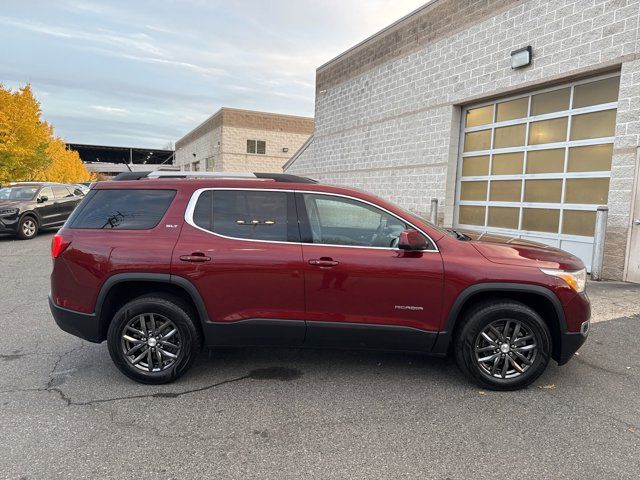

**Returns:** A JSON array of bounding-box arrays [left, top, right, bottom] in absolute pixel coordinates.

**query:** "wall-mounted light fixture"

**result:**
[[511, 46, 532, 69], [282, 147, 289, 153], [192, 152, 196, 157]]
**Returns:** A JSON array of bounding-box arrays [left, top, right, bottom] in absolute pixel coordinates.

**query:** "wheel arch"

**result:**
[[432, 283, 565, 362], [94, 273, 209, 342], [19, 210, 40, 225]]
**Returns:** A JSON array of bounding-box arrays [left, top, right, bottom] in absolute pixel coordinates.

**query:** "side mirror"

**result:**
[[38, 196, 48, 203], [398, 229, 428, 251]]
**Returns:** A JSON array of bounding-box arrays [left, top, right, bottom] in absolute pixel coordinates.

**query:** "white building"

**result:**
[[286, 0, 640, 282], [175, 108, 313, 174]]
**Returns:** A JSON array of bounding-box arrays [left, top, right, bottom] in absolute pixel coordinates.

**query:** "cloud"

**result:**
[[91, 105, 128, 114], [0, 16, 224, 77], [0, 0, 428, 147]]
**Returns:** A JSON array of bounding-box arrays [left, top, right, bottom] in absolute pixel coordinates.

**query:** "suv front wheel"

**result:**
[[454, 301, 552, 391], [107, 294, 202, 384], [17, 216, 38, 240]]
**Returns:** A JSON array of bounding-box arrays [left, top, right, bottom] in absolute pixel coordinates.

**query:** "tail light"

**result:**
[[51, 234, 71, 258]]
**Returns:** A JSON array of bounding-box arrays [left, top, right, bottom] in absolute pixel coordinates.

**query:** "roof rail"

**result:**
[[112, 171, 318, 183], [147, 171, 256, 179], [253, 173, 318, 183]]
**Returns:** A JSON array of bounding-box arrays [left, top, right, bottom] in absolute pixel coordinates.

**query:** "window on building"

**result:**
[[247, 140, 266, 155], [192, 161, 200, 172], [192, 190, 298, 242]]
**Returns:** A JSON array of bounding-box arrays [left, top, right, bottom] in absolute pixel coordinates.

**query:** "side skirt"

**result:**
[[203, 319, 438, 353], [306, 321, 438, 353], [203, 319, 306, 347]]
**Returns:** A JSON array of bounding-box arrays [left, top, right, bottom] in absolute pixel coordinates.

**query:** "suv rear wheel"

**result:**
[[107, 294, 202, 384], [454, 301, 551, 391]]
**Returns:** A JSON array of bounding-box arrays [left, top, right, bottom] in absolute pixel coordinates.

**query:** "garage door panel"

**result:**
[[526, 148, 564, 174], [492, 152, 524, 175], [461, 155, 490, 176], [567, 144, 613, 172], [531, 88, 570, 116], [496, 97, 528, 122]]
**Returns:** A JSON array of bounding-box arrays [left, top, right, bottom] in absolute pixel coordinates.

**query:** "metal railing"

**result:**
[[591, 205, 608, 281]]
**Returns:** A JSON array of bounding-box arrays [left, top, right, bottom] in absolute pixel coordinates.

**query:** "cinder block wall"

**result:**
[[221, 125, 314, 173], [176, 120, 222, 171], [287, 0, 640, 280]]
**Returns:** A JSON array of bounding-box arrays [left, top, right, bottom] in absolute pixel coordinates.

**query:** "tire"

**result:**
[[107, 294, 202, 384], [17, 216, 38, 240], [454, 301, 552, 391]]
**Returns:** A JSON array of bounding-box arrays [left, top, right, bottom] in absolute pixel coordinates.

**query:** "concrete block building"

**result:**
[[175, 108, 314, 174], [285, 0, 640, 282]]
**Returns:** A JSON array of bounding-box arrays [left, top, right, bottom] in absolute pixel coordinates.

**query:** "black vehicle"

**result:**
[[0, 182, 85, 239]]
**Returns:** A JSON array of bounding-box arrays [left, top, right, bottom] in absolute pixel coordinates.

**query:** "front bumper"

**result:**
[[49, 295, 102, 343], [556, 319, 589, 365], [0, 216, 19, 234]]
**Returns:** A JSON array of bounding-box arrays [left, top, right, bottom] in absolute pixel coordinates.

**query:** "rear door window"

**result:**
[[192, 189, 298, 242], [52, 186, 73, 199], [68, 189, 176, 230]]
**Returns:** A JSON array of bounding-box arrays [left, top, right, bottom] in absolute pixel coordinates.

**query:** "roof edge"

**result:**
[[283, 134, 314, 171], [317, 0, 440, 73], [176, 107, 314, 147]]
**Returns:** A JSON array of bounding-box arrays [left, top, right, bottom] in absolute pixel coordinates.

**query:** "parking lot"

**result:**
[[1, 232, 639, 479]]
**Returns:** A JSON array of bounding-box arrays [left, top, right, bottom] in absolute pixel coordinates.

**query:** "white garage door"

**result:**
[[455, 73, 620, 270]]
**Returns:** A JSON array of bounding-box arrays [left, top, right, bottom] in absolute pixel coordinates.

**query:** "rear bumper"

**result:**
[[49, 295, 102, 343]]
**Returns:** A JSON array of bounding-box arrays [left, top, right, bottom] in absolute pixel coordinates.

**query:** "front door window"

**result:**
[[300, 193, 423, 249]]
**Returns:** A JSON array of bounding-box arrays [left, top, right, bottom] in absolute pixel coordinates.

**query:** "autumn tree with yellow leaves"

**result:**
[[0, 84, 93, 184]]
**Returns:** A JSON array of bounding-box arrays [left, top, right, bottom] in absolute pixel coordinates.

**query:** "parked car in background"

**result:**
[[49, 171, 590, 390], [0, 182, 85, 239]]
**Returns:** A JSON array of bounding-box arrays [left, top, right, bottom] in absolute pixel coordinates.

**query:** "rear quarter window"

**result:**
[[67, 189, 176, 230]]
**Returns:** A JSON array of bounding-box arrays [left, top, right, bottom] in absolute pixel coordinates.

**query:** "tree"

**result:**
[[0, 85, 50, 183], [0, 84, 93, 184], [39, 137, 94, 183]]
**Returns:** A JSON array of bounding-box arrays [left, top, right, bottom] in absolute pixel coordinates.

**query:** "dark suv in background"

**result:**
[[0, 182, 85, 239], [49, 172, 590, 390]]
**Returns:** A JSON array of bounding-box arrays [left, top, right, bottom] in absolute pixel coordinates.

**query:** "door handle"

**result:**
[[180, 252, 211, 263], [309, 258, 339, 267]]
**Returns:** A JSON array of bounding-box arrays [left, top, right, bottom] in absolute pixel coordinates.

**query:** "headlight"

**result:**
[[540, 268, 586, 293], [0, 208, 19, 216]]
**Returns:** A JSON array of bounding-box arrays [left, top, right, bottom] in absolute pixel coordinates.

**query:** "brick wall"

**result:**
[[287, 0, 640, 280]]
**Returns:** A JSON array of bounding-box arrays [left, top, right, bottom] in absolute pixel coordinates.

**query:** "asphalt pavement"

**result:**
[[1, 232, 639, 479]]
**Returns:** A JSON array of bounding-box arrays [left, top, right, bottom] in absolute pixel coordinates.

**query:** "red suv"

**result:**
[[49, 172, 590, 390]]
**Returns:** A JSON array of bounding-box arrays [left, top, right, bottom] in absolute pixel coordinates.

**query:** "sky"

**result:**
[[1, 0, 428, 149]]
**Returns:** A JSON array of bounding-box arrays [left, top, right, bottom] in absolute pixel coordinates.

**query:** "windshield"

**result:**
[[393, 204, 458, 238], [0, 186, 39, 201]]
